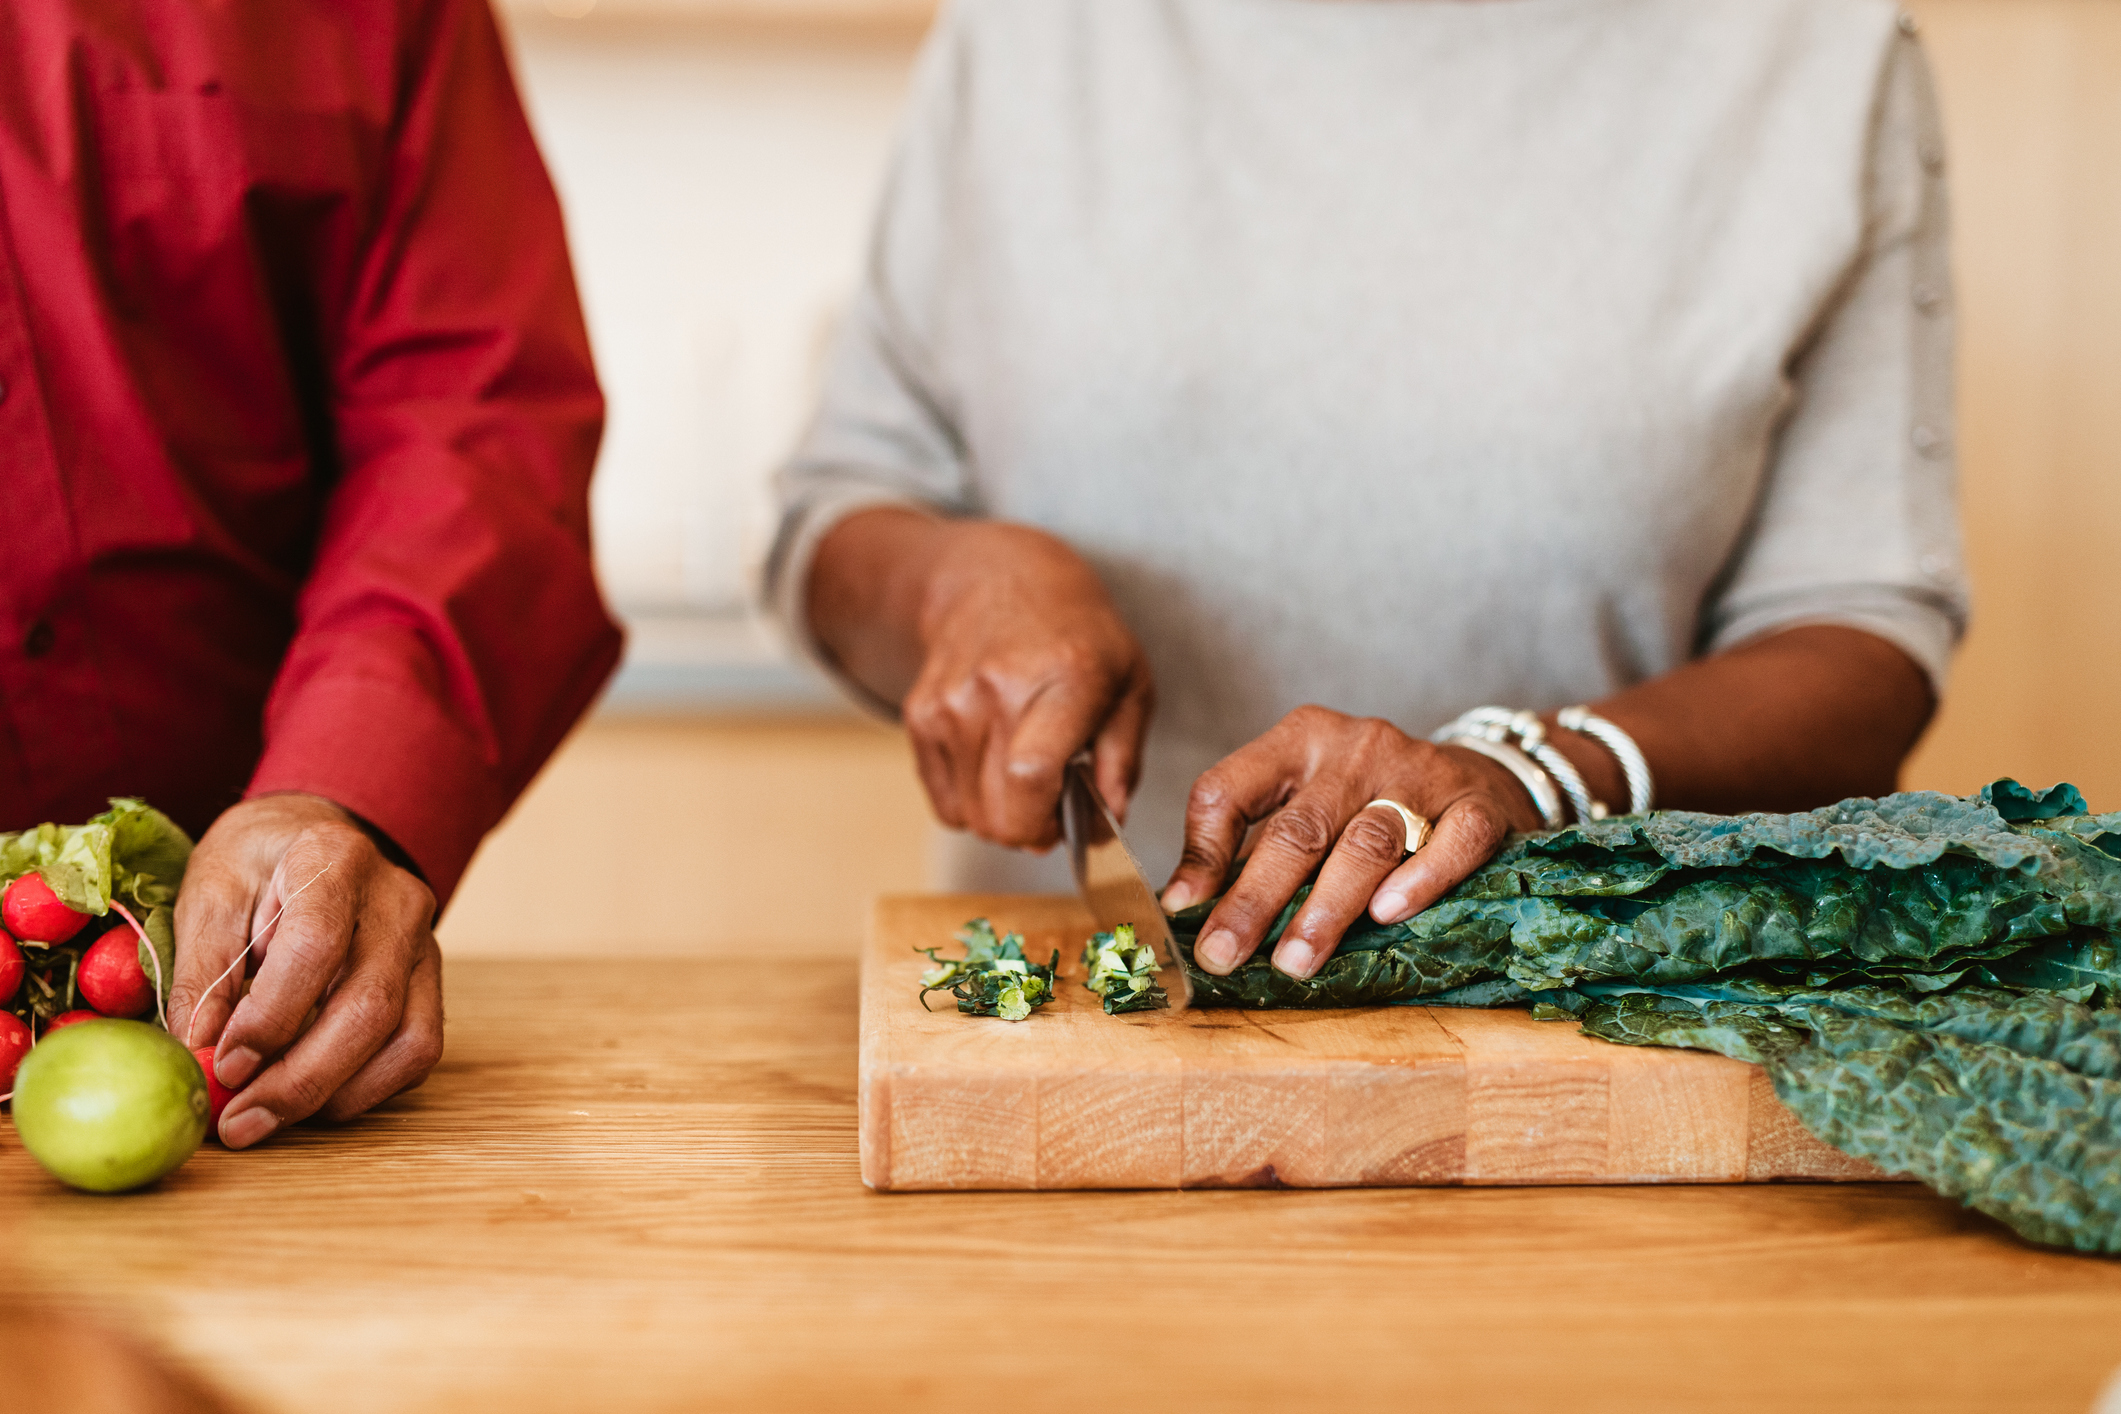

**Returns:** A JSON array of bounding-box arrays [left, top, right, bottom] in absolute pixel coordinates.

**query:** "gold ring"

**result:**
[[1361, 798, 1431, 857]]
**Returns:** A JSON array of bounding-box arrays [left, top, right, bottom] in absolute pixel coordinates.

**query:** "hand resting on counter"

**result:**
[[168, 794, 444, 1150]]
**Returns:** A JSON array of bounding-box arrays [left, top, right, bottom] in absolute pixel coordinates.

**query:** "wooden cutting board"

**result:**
[[860, 895, 1887, 1191]]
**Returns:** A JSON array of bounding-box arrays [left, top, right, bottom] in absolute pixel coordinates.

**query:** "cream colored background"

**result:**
[[442, 0, 2121, 957]]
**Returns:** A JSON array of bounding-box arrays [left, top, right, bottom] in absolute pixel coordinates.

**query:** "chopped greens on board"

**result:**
[[1168, 779, 2121, 1254], [917, 917, 1057, 1021], [1082, 924, 1169, 1014], [2, 799, 193, 1030]]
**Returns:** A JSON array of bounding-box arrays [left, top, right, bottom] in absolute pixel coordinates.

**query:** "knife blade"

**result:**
[[1060, 753, 1193, 1011]]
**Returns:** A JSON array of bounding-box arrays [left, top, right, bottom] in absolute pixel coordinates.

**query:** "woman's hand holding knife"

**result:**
[[806, 506, 1155, 848]]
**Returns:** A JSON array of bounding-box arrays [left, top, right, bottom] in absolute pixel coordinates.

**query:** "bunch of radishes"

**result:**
[[0, 872, 162, 1089]]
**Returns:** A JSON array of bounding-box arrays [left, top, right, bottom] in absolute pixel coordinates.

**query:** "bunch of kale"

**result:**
[[1170, 779, 2121, 1254]]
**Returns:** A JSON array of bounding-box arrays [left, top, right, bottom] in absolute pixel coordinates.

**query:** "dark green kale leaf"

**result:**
[[917, 918, 1058, 1021], [1577, 986, 2121, 1253], [1184, 780, 2121, 1254], [1167, 890, 1518, 1008]]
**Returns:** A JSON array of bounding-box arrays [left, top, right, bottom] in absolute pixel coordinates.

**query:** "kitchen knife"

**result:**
[[1061, 753, 1193, 1011]]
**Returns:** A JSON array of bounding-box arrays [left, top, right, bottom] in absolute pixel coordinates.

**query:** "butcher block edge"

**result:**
[[859, 895, 1890, 1192]]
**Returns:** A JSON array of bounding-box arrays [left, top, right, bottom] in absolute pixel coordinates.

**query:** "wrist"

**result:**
[[807, 506, 952, 701], [240, 793, 427, 886], [913, 520, 1096, 651], [911, 520, 994, 651]]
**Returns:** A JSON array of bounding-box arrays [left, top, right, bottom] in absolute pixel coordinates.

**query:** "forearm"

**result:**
[[805, 505, 954, 707], [1542, 624, 1936, 816]]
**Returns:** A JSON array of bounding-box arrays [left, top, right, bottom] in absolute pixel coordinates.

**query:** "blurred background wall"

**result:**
[[440, 0, 2121, 957]]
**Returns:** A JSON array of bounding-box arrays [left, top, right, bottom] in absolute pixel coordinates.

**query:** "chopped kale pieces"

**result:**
[[1081, 924, 1169, 1014], [917, 917, 1057, 1021]]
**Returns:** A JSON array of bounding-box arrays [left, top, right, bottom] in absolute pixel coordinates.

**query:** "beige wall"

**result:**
[[441, 715, 927, 956], [1900, 0, 2121, 807], [443, 0, 2121, 957]]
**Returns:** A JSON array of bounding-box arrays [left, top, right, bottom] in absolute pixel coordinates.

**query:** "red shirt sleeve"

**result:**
[[245, 0, 622, 904]]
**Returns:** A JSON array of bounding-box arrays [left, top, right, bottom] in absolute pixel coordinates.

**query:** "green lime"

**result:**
[[11, 1020, 209, 1192]]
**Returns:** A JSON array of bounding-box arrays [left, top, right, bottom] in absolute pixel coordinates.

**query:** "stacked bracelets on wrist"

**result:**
[[1556, 704, 1655, 815], [1432, 705, 1655, 828]]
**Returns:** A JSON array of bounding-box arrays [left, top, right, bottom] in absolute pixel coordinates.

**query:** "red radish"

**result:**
[[46, 1009, 101, 1032], [192, 1046, 238, 1131], [3, 874, 91, 944], [78, 932, 153, 1018], [0, 930, 21, 1004], [0, 1011, 29, 1089]]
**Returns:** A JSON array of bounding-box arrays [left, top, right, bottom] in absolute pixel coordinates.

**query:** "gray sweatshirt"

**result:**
[[764, 0, 1968, 890]]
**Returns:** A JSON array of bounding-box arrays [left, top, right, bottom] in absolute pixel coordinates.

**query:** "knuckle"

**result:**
[[1339, 812, 1406, 866], [1352, 716, 1403, 757], [298, 818, 372, 863], [334, 976, 407, 1040], [1285, 703, 1336, 732], [902, 690, 959, 739], [1209, 889, 1278, 937], [1407, 737, 1447, 773], [229, 993, 305, 1051], [900, 692, 940, 732], [276, 1067, 335, 1120], [1002, 750, 1062, 792], [1186, 772, 1235, 821], [942, 671, 996, 717], [1260, 804, 1335, 857], [1175, 843, 1224, 875], [318, 1093, 364, 1124], [405, 1025, 445, 1078], [1459, 796, 1511, 848], [274, 929, 344, 985], [388, 874, 438, 927], [1039, 638, 1100, 682]]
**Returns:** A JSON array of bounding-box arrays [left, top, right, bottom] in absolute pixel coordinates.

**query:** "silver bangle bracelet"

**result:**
[[1521, 736, 1603, 824], [1435, 707, 1607, 824], [1442, 733, 1566, 829], [1556, 705, 1655, 815]]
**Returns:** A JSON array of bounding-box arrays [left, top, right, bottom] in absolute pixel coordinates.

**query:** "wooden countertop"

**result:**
[[3, 957, 2119, 1413]]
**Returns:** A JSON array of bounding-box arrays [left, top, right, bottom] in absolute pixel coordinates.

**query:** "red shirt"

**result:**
[[0, 0, 622, 902]]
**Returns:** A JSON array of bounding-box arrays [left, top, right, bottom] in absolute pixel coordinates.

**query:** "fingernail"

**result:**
[[1197, 929, 1241, 974], [1273, 939, 1319, 978], [216, 1046, 262, 1089], [220, 1107, 279, 1150], [1372, 891, 1410, 924], [1161, 883, 1198, 911]]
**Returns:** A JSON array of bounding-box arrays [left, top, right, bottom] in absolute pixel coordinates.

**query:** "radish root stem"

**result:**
[[109, 901, 168, 1032]]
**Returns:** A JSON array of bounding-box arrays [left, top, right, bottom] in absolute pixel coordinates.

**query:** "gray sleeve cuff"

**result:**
[[1704, 584, 1962, 697]]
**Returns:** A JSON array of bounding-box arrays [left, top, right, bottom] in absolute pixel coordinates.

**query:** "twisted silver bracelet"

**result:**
[[1435, 707, 1605, 825], [1556, 705, 1654, 815]]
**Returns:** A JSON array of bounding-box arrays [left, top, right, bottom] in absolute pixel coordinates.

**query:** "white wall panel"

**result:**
[[504, 18, 922, 621]]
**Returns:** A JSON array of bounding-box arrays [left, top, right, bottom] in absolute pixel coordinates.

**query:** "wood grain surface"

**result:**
[[0, 955, 2118, 1412], [862, 896, 1880, 1191]]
